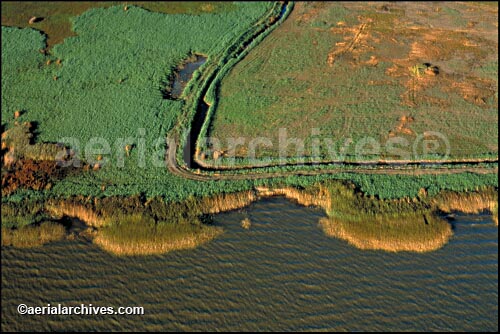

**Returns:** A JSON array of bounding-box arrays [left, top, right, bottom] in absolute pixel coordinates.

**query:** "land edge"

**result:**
[[1, 2, 498, 255], [2, 183, 498, 255], [162, 1, 499, 177]]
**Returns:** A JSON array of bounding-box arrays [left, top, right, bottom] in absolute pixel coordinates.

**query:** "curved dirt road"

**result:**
[[165, 2, 498, 182]]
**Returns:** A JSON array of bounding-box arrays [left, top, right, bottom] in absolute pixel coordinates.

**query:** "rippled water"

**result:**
[[1, 197, 498, 331]]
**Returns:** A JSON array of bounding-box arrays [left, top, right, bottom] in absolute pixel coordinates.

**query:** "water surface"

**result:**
[[1, 197, 498, 331], [171, 55, 207, 99]]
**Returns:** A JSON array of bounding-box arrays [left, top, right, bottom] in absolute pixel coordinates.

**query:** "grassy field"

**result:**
[[1, 2, 272, 201], [1, 2, 498, 249], [209, 2, 498, 162], [1, 1, 238, 48]]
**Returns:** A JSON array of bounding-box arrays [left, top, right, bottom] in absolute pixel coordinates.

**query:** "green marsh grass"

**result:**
[[1, 2, 239, 48], [208, 2, 498, 162], [2, 2, 497, 205]]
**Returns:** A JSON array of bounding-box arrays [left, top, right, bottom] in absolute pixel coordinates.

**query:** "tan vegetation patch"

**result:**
[[319, 214, 452, 253], [2, 222, 66, 248], [199, 191, 258, 214], [241, 218, 251, 230], [201, 4, 214, 13], [449, 79, 496, 106], [385, 28, 497, 107], [94, 218, 222, 256], [46, 201, 107, 228], [389, 115, 415, 137], [433, 188, 498, 225], [365, 55, 379, 67], [255, 185, 331, 211]]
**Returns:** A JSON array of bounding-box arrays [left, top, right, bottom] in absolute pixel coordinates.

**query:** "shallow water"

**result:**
[[171, 55, 207, 98], [1, 197, 498, 331]]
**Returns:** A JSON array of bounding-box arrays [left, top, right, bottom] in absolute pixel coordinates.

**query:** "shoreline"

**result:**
[[2, 182, 497, 255], [1, 2, 497, 255]]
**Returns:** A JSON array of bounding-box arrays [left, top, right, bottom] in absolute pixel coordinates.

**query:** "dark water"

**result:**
[[171, 55, 207, 99], [1, 197, 498, 331]]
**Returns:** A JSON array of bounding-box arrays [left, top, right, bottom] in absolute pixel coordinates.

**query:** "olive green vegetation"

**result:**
[[209, 2, 498, 162], [318, 182, 498, 252], [1, 221, 66, 248], [1, 200, 47, 228], [1, 3, 272, 201], [3, 179, 496, 253], [2, 121, 64, 162], [1, 2, 498, 251], [1, 1, 238, 48], [93, 215, 223, 256]]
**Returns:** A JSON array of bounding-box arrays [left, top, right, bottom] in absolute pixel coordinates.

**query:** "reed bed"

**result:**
[[93, 215, 222, 256], [2, 222, 66, 248], [198, 190, 258, 214], [433, 188, 498, 225], [319, 214, 452, 253], [45, 201, 107, 227]]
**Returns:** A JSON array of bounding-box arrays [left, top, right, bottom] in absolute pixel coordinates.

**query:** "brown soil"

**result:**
[[383, 27, 497, 107], [1, 159, 79, 196], [327, 21, 371, 67], [389, 115, 415, 137]]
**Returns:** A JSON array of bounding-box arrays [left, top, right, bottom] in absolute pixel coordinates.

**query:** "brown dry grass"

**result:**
[[199, 191, 257, 214], [2, 222, 66, 248], [388, 115, 415, 137], [319, 214, 452, 253], [433, 188, 498, 225], [388, 28, 497, 108], [45, 201, 107, 227], [94, 222, 222, 256], [255, 185, 331, 211], [327, 22, 370, 67]]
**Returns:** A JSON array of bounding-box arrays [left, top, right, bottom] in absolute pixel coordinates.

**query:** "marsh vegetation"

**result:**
[[1, 221, 66, 248], [2, 180, 497, 254], [1, 2, 497, 256], [209, 2, 498, 163]]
